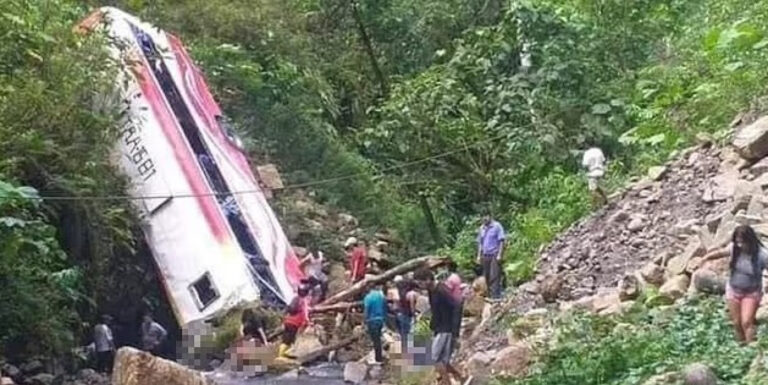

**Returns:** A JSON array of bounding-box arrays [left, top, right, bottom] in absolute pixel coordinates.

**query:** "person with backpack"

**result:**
[[702, 225, 768, 343]]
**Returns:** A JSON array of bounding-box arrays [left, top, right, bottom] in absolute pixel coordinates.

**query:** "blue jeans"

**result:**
[[396, 313, 412, 353]]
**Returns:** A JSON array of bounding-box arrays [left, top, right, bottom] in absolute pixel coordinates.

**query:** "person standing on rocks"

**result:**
[[363, 283, 388, 363], [279, 285, 311, 359], [395, 276, 418, 357], [476, 214, 506, 300], [702, 225, 768, 343], [415, 269, 465, 385], [344, 237, 368, 283], [581, 146, 608, 206], [444, 261, 464, 354], [93, 315, 116, 374], [301, 247, 329, 303], [141, 313, 168, 357]]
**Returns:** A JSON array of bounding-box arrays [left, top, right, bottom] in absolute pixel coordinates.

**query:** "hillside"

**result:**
[[458, 119, 768, 384], [2, 1, 768, 385]]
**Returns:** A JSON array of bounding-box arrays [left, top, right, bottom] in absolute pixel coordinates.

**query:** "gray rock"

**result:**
[[648, 166, 668, 181], [627, 215, 646, 232], [733, 116, 768, 160], [28, 373, 54, 385], [342, 362, 368, 384], [1, 364, 20, 381], [659, 275, 690, 301], [618, 274, 641, 301], [20, 361, 44, 376], [692, 269, 726, 295], [683, 363, 717, 385]]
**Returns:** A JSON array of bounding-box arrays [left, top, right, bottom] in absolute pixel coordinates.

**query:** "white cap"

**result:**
[[344, 237, 358, 248], [394, 275, 403, 283]]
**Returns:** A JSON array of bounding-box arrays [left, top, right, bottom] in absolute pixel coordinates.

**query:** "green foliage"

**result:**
[[505, 297, 758, 385], [0, 181, 81, 357]]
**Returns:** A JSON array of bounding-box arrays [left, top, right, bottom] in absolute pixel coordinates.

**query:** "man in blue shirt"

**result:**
[[363, 284, 388, 363], [476, 214, 506, 300]]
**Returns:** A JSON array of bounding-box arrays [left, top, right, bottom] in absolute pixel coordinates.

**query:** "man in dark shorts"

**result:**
[[414, 269, 465, 385]]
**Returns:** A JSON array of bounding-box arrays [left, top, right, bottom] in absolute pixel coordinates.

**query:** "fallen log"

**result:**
[[311, 301, 361, 314], [296, 329, 365, 365], [321, 255, 448, 305]]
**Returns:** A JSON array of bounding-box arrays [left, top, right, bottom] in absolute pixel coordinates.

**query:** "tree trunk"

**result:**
[[419, 193, 442, 247], [320, 255, 448, 305], [350, 0, 388, 97]]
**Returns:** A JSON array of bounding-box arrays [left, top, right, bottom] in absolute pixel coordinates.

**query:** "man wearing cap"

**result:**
[[344, 237, 368, 283]]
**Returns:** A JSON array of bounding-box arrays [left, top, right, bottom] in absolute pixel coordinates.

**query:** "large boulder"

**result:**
[[733, 116, 768, 160], [20, 360, 44, 376], [692, 268, 726, 295], [489, 344, 531, 377], [1, 364, 21, 383], [683, 363, 717, 385], [112, 347, 209, 385]]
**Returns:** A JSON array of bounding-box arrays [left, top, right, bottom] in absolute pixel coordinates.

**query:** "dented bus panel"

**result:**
[[77, 7, 304, 326]]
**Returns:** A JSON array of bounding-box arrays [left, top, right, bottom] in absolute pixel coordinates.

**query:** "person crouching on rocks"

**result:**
[[278, 285, 311, 358], [702, 225, 768, 343]]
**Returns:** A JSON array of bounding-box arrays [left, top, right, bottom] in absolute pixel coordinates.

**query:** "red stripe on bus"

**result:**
[[131, 45, 229, 241]]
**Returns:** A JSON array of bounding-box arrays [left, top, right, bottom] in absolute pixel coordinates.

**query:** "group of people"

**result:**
[[361, 262, 467, 385], [91, 313, 168, 374]]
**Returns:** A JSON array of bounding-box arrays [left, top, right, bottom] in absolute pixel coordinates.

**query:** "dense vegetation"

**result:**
[[3, 0, 768, 367], [501, 297, 765, 385]]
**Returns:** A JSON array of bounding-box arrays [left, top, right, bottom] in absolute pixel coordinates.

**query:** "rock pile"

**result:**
[[0, 361, 108, 385], [459, 115, 768, 384], [532, 143, 728, 307]]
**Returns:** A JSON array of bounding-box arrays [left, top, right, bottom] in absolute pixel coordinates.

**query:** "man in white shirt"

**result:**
[[93, 315, 116, 374], [582, 147, 607, 206]]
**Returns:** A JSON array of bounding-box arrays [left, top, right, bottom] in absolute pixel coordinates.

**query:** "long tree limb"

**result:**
[[321, 255, 448, 305], [296, 329, 364, 365]]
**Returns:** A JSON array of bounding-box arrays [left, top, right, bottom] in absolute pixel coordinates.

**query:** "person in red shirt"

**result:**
[[344, 237, 368, 282], [278, 285, 311, 358]]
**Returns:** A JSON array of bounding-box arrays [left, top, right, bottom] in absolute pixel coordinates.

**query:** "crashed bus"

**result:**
[[76, 7, 304, 327]]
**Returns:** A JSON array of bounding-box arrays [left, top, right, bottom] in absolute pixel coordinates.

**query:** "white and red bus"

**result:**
[[76, 7, 304, 327]]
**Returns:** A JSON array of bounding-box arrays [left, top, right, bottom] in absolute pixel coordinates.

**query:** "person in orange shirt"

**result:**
[[278, 285, 311, 358], [344, 237, 368, 283]]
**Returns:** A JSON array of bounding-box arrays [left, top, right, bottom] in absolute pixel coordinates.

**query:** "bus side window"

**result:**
[[189, 272, 220, 310]]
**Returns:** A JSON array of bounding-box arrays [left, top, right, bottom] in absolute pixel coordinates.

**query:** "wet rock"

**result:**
[[489, 344, 531, 377], [343, 362, 368, 384], [692, 269, 725, 294], [733, 116, 768, 160], [683, 363, 717, 385]]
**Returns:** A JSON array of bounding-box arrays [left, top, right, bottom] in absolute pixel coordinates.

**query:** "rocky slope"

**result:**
[[459, 116, 768, 383]]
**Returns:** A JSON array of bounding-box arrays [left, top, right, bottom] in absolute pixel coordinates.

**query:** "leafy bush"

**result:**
[[0, 182, 82, 358], [504, 297, 758, 385]]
